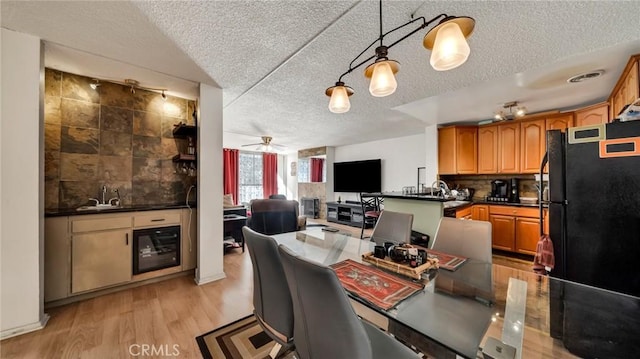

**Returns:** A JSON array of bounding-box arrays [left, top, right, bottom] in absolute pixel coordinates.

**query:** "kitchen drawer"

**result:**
[[71, 216, 132, 233], [489, 205, 539, 218], [133, 211, 181, 228]]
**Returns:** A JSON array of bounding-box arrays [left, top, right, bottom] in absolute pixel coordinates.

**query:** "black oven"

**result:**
[[133, 225, 181, 275]]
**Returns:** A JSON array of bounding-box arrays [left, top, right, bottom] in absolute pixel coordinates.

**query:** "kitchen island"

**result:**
[[377, 192, 455, 240]]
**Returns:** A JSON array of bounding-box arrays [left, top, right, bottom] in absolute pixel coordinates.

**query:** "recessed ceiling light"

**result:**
[[567, 70, 605, 84]]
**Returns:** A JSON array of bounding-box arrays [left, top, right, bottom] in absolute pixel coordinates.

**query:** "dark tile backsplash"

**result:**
[[440, 174, 539, 200], [45, 68, 196, 209]]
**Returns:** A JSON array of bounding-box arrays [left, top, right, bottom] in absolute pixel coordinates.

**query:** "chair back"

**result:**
[[249, 199, 300, 235], [278, 245, 372, 359], [431, 217, 493, 263], [269, 194, 287, 199], [370, 210, 414, 246], [242, 227, 294, 344]]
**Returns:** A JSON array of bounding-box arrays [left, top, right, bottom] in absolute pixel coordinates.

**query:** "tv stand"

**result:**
[[326, 202, 375, 228]]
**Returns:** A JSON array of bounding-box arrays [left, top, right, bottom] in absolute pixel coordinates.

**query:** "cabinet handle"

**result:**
[[126, 233, 129, 245], [151, 219, 165, 222]]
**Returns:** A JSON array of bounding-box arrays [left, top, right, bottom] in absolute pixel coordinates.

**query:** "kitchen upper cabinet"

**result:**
[[520, 119, 546, 174], [498, 122, 520, 173], [546, 113, 574, 132], [574, 102, 609, 127], [477, 125, 498, 174], [609, 56, 639, 120], [472, 204, 489, 221], [438, 126, 477, 175]]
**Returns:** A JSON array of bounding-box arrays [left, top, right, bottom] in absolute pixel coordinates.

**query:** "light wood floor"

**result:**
[[1, 227, 574, 359]]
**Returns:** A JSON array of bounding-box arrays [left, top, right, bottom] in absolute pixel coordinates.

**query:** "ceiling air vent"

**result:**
[[567, 70, 605, 83]]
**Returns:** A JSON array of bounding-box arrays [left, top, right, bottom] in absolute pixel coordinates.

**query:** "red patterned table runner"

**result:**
[[330, 259, 424, 311]]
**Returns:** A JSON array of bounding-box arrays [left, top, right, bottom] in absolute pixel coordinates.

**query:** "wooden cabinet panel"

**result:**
[[520, 119, 546, 173], [455, 206, 472, 219], [438, 127, 456, 175], [134, 211, 181, 228], [477, 125, 498, 174], [546, 113, 574, 132], [625, 61, 639, 106], [490, 214, 515, 251], [45, 217, 70, 302], [456, 127, 477, 174], [72, 229, 132, 293], [515, 217, 540, 255], [438, 126, 477, 175], [471, 205, 489, 221], [544, 209, 549, 236], [498, 123, 520, 173], [613, 86, 626, 119], [181, 208, 197, 271], [575, 103, 609, 127]]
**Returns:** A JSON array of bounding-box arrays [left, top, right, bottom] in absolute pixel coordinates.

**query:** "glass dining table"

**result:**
[[271, 227, 640, 359]]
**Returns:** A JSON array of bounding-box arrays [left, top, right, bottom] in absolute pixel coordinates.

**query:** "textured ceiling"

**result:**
[[3, 1, 640, 152]]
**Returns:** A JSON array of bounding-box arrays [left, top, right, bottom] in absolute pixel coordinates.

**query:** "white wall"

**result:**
[[196, 83, 225, 284], [1, 29, 48, 338], [424, 125, 439, 184], [333, 133, 427, 202], [285, 152, 298, 200]]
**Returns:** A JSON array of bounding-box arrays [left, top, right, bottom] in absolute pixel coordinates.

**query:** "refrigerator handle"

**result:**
[[539, 151, 549, 236]]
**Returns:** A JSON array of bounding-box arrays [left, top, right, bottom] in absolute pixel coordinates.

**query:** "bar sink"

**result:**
[[76, 204, 120, 211]]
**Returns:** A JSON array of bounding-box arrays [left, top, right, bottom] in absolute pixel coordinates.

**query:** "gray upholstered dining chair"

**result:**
[[370, 210, 414, 246], [242, 227, 294, 358], [431, 217, 492, 264], [277, 244, 421, 359]]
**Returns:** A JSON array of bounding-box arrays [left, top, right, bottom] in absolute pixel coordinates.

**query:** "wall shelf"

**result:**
[[172, 124, 197, 139], [172, 154, 196, 162]]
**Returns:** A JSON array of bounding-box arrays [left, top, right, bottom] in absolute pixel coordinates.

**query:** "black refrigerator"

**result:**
[[546, 121, 640, 358]]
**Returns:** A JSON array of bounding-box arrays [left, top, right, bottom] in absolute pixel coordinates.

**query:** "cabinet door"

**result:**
[[438, 127, 456, 175], [613, 88, 626, 120], [490, 214, 515, 251], [546, 113, 574, 132], [72, 229, 132, 293], [477, 126, 498, 174], [575, 103, 609, 127], [625, 61, 639, 106], [182, 209, 197, 271], [520, 119, 546, 173], [472, 205, 489, 221], [455, 206, 472, 219], [456, 127, 477, 174], [515, 217, 540, 255], [45, 217, 70, 302], [498, 123, 520, 173]]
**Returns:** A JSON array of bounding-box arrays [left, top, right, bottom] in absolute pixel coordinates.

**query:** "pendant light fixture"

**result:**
[[325, 0, 475, 113]]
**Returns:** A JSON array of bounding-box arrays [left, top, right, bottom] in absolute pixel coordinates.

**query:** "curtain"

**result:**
[[223, 148, 239, 205], [262, 152, 278, 198], [310, 158, 324, 182]]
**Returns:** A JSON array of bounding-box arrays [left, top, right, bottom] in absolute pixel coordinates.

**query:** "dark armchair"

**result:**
[[247, 199, 307, 235]]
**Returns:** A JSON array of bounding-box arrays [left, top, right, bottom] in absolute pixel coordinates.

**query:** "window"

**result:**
[[298, 158, 310, 183], [238, 152, 263, 204]]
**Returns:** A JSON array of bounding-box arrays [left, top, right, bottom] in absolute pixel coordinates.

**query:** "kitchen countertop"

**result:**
[[45, 202, 197, 217], [443, 200, 548, 211], [376, 191, 457, 202]]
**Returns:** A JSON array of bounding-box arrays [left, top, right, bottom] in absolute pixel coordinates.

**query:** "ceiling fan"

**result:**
[[241, 136, 286, 152]]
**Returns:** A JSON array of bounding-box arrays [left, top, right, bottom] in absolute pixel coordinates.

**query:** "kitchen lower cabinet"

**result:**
[[72, 229, 132, 293], [471, 205, 489, 221], [490, 214, 515, 251], [489, 205, 541, 254], [515, 217, 540, 255], [45, 217, 70, 302], [455, 206, 472, 219]]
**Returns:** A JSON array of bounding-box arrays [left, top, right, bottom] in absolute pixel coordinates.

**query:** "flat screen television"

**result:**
[[333, 159, 381, 193]]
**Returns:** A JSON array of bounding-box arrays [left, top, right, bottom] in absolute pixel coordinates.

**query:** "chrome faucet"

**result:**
[[102, 185, 107, 204], [430, 180, 451, 197], [108, 188, 121, 207]]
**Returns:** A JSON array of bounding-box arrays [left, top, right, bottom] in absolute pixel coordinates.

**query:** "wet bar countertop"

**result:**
[[375, 191, 457, 202], [45, 202, 197, 217]]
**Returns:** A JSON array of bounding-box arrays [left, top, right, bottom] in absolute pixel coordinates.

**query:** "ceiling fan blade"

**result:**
[[241, 142, 264, 147], [270, 144, 287, 149]]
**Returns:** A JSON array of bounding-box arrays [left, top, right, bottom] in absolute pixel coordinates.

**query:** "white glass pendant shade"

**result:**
[[328, 86, 351, 113], [430, 22, 471, 71], [368, 61, 397, 97]]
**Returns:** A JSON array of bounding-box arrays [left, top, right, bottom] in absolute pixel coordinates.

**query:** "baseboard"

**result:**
[[1, 313, 50, 340], [194, 271, 226, 285]]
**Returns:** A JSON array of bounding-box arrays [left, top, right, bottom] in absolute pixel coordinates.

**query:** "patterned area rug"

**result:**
[[330, 259, 424, 310], [196, 315, 294, 359]]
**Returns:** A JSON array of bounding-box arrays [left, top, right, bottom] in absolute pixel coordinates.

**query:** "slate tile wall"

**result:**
[[45, 68, 196, 209]]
